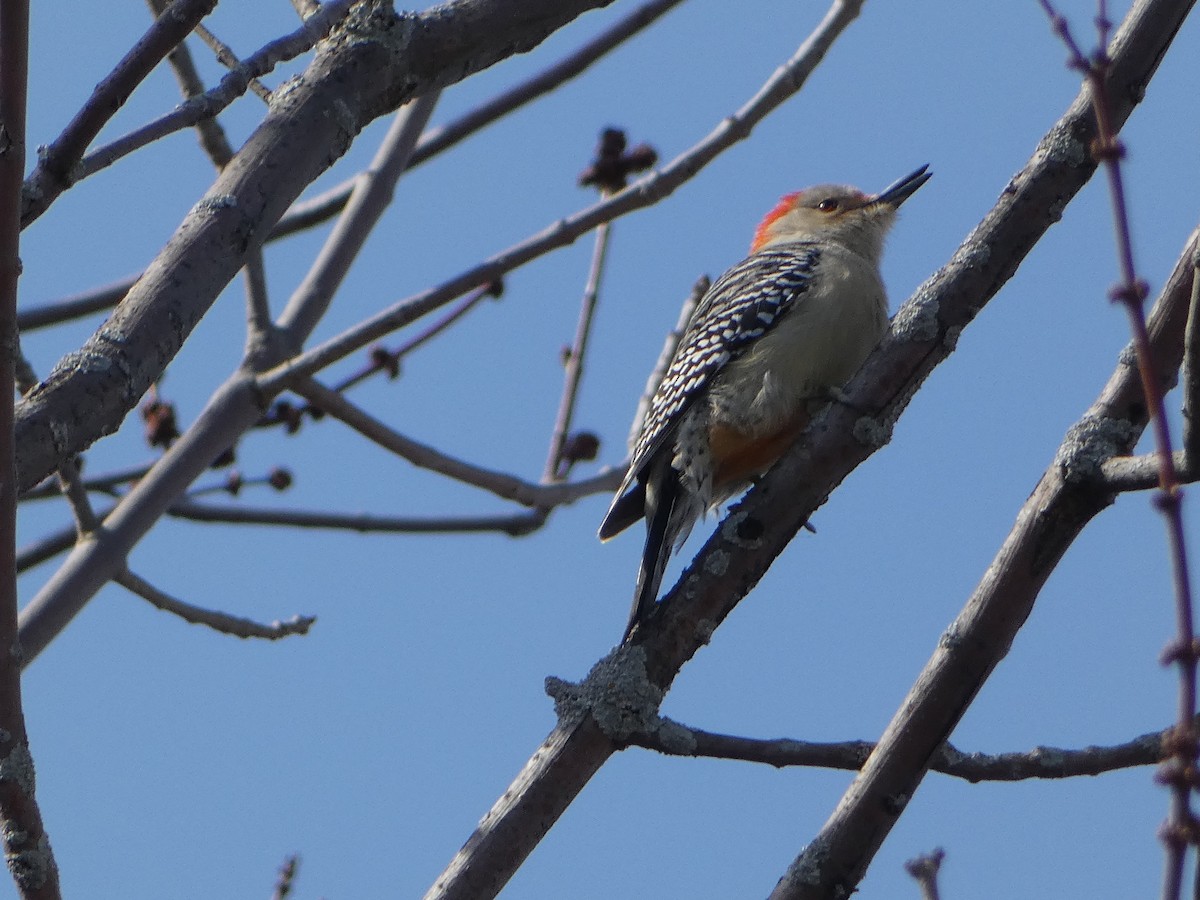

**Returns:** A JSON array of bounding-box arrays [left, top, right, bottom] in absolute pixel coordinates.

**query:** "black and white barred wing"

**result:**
[[599, 242, 820, 537]]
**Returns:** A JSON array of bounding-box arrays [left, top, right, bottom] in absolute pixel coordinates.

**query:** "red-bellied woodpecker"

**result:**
[[599, 165, 931, 640]]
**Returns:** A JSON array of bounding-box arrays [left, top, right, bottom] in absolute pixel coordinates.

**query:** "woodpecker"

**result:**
[[599, 165, 930, 640]]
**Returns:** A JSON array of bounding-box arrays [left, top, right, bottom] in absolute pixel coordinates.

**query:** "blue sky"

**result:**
[[11, 0, 1200, 897]]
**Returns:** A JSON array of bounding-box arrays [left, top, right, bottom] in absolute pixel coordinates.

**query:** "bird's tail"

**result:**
[[624, 468, 682, 641]]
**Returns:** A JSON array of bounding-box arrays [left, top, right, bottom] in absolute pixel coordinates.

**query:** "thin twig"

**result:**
[[323, 280, 503, 397], [148, 0, 235, 167], [256, 0, 871, 395], [16, 274, 137, 331], [243, 252, 273, 346], [193, 24, 272, 101], [292, 376, 621, 508], [544, 221, 612, 482], [168, 500, 547, 537], [1039, 6, 1198, 896], [116, 569, 314, 640], [20, 464, 151, 502], [20, 0, 218, 227], [629, 717, 1171, 782], [541, 128, 658, 484], [0, 0, 61, 892]]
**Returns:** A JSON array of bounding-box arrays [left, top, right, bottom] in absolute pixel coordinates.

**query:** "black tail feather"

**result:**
[[623, 467, 680, 641]]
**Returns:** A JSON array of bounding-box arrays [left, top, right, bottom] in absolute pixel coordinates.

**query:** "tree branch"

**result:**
[[292, 377, 621, 507], [115, 569, 314, 640], [628, 717, 1171, 782], [167, 500, 547, 537]]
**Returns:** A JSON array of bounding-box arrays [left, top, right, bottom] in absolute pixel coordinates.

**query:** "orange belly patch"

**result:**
[[709, 415, 808, 491]]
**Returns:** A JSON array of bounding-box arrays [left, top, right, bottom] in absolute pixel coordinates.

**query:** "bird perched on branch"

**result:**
[[599, 165, 931, 640]]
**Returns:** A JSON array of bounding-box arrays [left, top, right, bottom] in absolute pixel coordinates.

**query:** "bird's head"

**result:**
[[750, 164, 931, 261]]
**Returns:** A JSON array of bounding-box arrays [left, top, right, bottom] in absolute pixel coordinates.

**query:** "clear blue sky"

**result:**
[[12, 0, 1200, 897]]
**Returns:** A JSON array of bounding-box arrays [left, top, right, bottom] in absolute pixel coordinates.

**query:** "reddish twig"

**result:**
[[0, 0, 61, 893], [325, 279, 503, 398], [1039, 5, 1199, 896]]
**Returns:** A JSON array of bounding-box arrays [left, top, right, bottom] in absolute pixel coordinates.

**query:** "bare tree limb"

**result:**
[[167, 500, 547, 537], [276, 92, 441, 348], [544, 220, 611, 482], [16, 275, 138, 331], [292, 376, 621, 507], [192, 23, 272, 101], [766, 235, 1198, 898], [20, 465, 151, 503], [629, 717, 1171, 782], [116, 569, 314, 640]]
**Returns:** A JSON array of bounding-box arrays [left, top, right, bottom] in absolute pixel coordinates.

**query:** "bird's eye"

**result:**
[[817, 198, 839, 212]]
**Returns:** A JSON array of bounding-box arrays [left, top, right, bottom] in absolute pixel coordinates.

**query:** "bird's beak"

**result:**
[[872, 164, 932, 209]]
